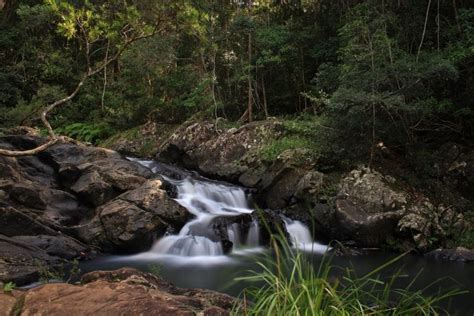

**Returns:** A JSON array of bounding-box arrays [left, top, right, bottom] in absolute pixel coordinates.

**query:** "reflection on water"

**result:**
[[80, 250, 474, 314]]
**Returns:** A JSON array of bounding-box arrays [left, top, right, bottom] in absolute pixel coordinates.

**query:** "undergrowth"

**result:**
[[233, 236, 465, 315]]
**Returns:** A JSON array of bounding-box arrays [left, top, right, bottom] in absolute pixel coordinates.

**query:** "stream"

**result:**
[[80, 159, 474, 314]]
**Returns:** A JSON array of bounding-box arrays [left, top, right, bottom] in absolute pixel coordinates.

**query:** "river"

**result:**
[[80, 159, 474, 314]]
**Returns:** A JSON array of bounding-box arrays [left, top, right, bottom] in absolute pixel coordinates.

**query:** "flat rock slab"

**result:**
[[15, 268, 235, 315]]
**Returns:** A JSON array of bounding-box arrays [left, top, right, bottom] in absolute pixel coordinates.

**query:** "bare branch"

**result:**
[[0, 19, 162, 157], [0, 137, 59, 157]]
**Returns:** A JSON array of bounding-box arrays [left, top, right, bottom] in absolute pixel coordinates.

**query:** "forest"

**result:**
[[0, 1, 474, 315], [1, 0, 473, 157]]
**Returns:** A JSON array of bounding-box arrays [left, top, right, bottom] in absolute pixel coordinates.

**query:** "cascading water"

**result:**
[[283, 218, 329, 253], [128, 158, 328, 258], [150, 178, 255, 256]]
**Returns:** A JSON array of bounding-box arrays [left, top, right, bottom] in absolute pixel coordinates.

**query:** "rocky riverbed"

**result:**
[[0, 121, 473, 314]]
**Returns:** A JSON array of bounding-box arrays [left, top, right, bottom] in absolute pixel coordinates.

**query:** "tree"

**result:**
[[0, 0, 163, 156]]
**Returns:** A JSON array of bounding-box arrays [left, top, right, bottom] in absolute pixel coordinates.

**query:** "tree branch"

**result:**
[[0, 19, 162, 157]]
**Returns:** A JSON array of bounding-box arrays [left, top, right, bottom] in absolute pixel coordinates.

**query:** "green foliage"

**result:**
[[0, 0, 473, 167], [35, 259, 81, 284], [3, 282, 16, 293], [456, 229, 474, 249], [234, 238, 465, 315], [260, 136, 314, 162], [56, 122, 112, 144], [147, 264, 162, 277]]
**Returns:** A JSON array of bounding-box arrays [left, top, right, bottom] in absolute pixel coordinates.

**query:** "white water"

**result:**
[[284, 218, 329, 254], [150, 177, 259, 257], [129, 159, 328, 260]]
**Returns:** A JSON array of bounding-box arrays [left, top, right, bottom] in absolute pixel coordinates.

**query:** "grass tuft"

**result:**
[[233, 235, 465, 315]]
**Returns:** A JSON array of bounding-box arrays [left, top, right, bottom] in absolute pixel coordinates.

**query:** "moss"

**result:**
[[259, 136, 316, 162]]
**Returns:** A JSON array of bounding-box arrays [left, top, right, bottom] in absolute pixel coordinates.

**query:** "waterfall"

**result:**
[[150, 177, 257, 256], [130, 159, 328, 257], [283, 218, 329, 254]]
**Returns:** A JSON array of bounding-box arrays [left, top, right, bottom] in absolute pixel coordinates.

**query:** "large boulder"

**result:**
[[67, 158, 151, 207], [257, 149, 324, 209], [313, 167, 466, 250], [16, 268, 235, 315], [158, 120, 284, 181], [75, 179, 190, 252]]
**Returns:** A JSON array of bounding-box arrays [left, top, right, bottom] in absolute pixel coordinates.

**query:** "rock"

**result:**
[[42, 189, 88, 226], [3, 125, 40, 136], [0, 206, 58, 237], [0, 135, 169, 285], [9, 183, 47, 210], [42, 142, 121, 167], [102, 122, 178, 158], [75, 180, 189, 252], [0, 290, 23, 316], [333, 197, 403, 247], [12, 235, 88, 260], [18, 268, 235, 315], [67, 158, 151, 207], [258, 150, 323, 209], [0, 234, 62, 285], [158, 120, 283, 181], [119, 179, 189, 224], [397, 201, 465, 251], [70, 170, 115, 207], [322, 167, 467, 250], [339, 168, 407, 213], [425, 247, 474, 262]]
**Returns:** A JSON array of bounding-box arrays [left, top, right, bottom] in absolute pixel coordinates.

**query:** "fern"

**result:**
[[56, 122, 112, 144]]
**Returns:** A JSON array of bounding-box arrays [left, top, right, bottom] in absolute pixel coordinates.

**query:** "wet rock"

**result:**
[[425, 247, 474, 262], [19, 268, 235, 315], [118, 179, 190, 226]]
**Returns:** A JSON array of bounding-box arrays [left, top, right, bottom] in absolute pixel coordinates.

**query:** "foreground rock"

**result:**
[[0, 268, 235, 315], [0, 135, 190, 285]]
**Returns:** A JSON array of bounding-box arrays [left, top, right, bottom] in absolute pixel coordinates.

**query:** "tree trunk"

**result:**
[[247, 32, 253, 122]]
